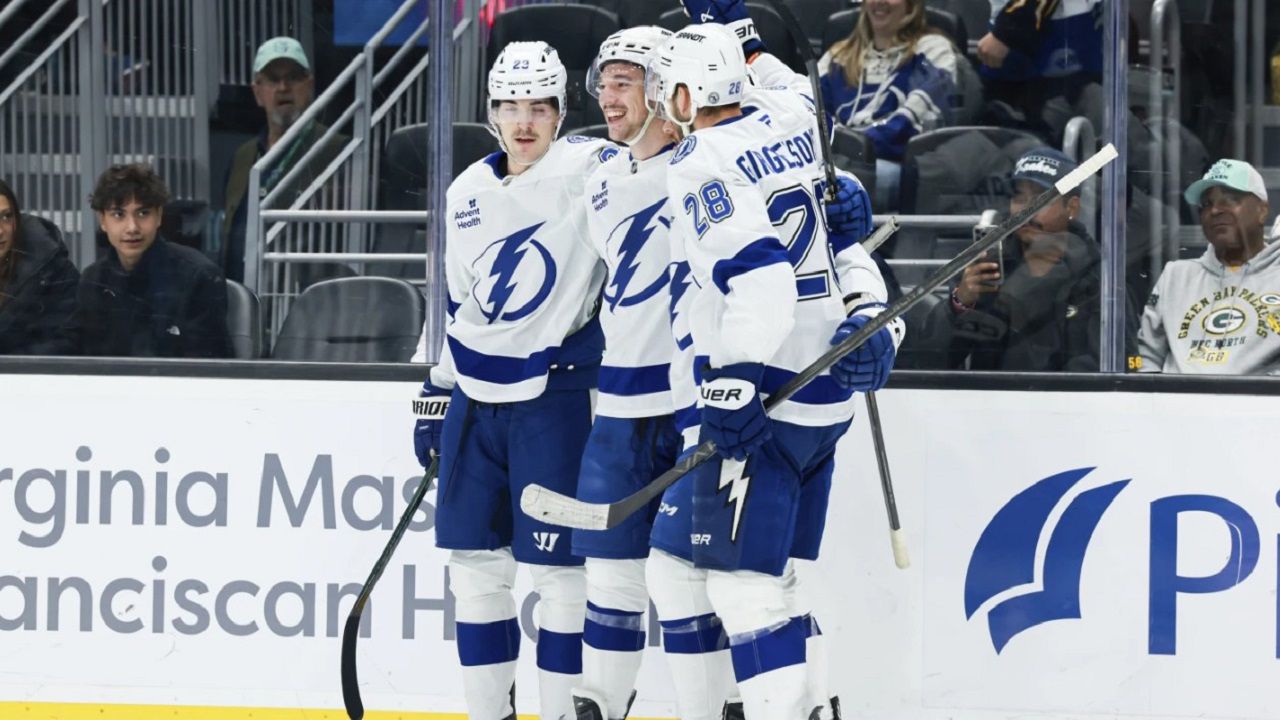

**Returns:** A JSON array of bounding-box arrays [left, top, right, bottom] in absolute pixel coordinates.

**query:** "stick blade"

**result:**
[[340, 612, 365, 719], [519, 484, 610, 530]]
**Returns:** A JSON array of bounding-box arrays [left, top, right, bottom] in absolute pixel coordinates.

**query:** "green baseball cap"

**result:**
[[253, 36, 310, 75], [1184, 159, 1268, 207]]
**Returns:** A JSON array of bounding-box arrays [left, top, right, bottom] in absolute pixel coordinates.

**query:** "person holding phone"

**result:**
[[908, 147, 1127, 371]]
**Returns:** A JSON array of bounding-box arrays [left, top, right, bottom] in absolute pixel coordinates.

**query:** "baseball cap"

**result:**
[[253, 36, 310, 75], [1011, 147, 1078, 190], [1184, 159, 1268, 207]]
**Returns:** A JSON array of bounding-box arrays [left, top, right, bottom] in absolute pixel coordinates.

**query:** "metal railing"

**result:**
[[245, 0, 498, 341], [0, 0, 214, 265], [1148, 0, 1181, 286], [1063, 115, 1099, 238]]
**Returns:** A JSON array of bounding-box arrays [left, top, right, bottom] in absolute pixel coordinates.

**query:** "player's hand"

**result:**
[[412, 379, 452, 467], [681, 0, 765, 57], [699, 362, 771, 461], [820, 172, 872, 244], [954, 260, 1001, 307], [977, 33, 1010, 69], [829, 312, 896, 392]]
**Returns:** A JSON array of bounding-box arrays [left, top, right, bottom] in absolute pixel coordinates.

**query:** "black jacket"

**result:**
[[0, 216, 80, 355], [78, 237, 231, 358], [909, 221, 1120, 372]]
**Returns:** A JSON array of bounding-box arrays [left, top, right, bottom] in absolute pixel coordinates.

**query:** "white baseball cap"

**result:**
[[1184, 159, 1268, 207], [253, 36, 310, 75]]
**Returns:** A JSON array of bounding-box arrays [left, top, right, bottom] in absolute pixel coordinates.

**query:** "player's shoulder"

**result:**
[[447, 153, 503, 203], [548, 134, 621, 173], [666, 131, 733, 183]]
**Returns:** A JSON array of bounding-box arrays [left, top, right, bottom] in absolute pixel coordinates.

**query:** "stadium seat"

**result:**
[[822, 7, 968, 56], [224, 279, 262, 359], [570, 0, 682, 28], [928, 0, 990, 48], [372, 122, 497, 280], [899, 125, 1041, 215], [486, 4, 622, 129], [271, 277, 425, 362], [830, 126, 877, 210], [656, 4, 806, 73], [781, 0, 848, 53]]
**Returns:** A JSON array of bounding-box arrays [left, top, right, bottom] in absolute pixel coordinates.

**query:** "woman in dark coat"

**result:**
[[0, 180, 80, 355]]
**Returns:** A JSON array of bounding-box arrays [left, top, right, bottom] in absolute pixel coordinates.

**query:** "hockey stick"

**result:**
[[341, 456, 439, 720], [520, 143, 1118, 530], [755, 0, 916, 569]]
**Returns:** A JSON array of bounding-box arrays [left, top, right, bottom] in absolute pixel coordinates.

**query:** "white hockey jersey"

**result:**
[[668, 53, 898, 427], [430, 135, 617, 403], [584, 143, 685, 418]]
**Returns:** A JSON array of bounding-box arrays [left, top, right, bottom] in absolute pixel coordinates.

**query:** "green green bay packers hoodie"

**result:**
[[1138, 240, 1280, 374]]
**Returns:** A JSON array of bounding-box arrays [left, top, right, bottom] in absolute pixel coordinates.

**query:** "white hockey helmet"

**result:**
[[645, 24, 747, 134], [588, 26, 672, 97]]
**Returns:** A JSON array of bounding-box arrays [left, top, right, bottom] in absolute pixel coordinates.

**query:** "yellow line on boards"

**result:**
[[0, 703, 674, 720]]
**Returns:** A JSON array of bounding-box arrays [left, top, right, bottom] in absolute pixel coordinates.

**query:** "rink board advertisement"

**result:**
[[0, 374, 1277, 719]]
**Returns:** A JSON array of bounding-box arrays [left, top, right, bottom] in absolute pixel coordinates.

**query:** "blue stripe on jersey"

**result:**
[[674, 403, 699, 432], [447, 298, 460, 318], [711, 237, 791, 295], [762, 365, 853, 405], [448, 336, 557, 385], [599, 363, 671, 396]]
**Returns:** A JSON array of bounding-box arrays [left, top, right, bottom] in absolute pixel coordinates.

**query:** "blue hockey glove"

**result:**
[[819, 173, 872, 245], [412, 379, 452, 467], [681, 0, 765, 56], [699, 362, 771, 461], [829, 309, 896, 392]]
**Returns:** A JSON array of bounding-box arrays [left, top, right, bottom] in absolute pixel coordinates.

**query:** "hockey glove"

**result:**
[[681, 0, 766, 57], [412, 379, 451, 467], [699, 362, 771, 461], [819, 172, 872, 245], [829, 307, 897, 392]]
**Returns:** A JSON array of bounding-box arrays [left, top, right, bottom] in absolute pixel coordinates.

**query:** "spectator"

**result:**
[[1137, 159, 1280, 374], [222, 36, 345, 283], [976, 0, 1103, 144], [910, 148, 1111, 371], [79, 164, 231, 358], [819, 0, 959, 207], [0, 180, 80, 355]]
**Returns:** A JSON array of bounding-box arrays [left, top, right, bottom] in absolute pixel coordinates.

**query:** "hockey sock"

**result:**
[[582, 557, 648, 719], [801, 614, 832, 720], [532, 565, 587, 720], [451, 550, 520, 720], [659, 613, 736, 720], [728, 616, 809, 720]]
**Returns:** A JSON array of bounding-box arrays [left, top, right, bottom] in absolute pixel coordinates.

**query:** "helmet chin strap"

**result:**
[[664, 93, 697, 137], [624, 107, 658, 147]]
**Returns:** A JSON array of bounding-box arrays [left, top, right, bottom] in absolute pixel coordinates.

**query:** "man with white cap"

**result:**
[[1137, 159, 1280, 374], [222, 36, 344, 283]]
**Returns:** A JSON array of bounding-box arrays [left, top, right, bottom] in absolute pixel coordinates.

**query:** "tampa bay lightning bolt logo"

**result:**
[[670, 136, 697, 165], [473, 222, 557, 324], [964, 467, 1129, 653], [602, 199, 670, 312]]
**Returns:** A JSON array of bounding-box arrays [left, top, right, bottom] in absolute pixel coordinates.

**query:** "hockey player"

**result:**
[[571, 25, 737, 720], [412, 42, 615, 720], [646, 7, 903, 720]]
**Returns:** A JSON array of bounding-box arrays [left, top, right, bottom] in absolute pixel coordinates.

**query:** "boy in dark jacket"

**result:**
[[79, 164, 231, 358], [0, 180, 80, 355]]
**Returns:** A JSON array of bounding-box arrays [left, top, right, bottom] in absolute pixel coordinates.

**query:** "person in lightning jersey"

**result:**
[[646, 4, 904, 719], [411, 42, 616, 720], [571, 26, 737, 720]]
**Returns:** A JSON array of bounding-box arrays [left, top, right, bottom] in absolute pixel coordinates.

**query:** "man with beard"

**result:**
[[1138, 159, 1280, 374], [221, 36, 345, 282]]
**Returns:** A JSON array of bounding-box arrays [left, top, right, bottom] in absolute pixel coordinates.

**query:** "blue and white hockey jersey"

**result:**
[[583, 144, 683, 418], [668, 53, 900, 427], [430, 135, 617, 403]]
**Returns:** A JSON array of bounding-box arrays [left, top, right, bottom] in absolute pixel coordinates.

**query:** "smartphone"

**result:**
[[973, 222, 1003, 288]]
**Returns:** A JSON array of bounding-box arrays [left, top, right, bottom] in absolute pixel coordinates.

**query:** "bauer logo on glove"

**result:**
[[700, 378, 754, 409]]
